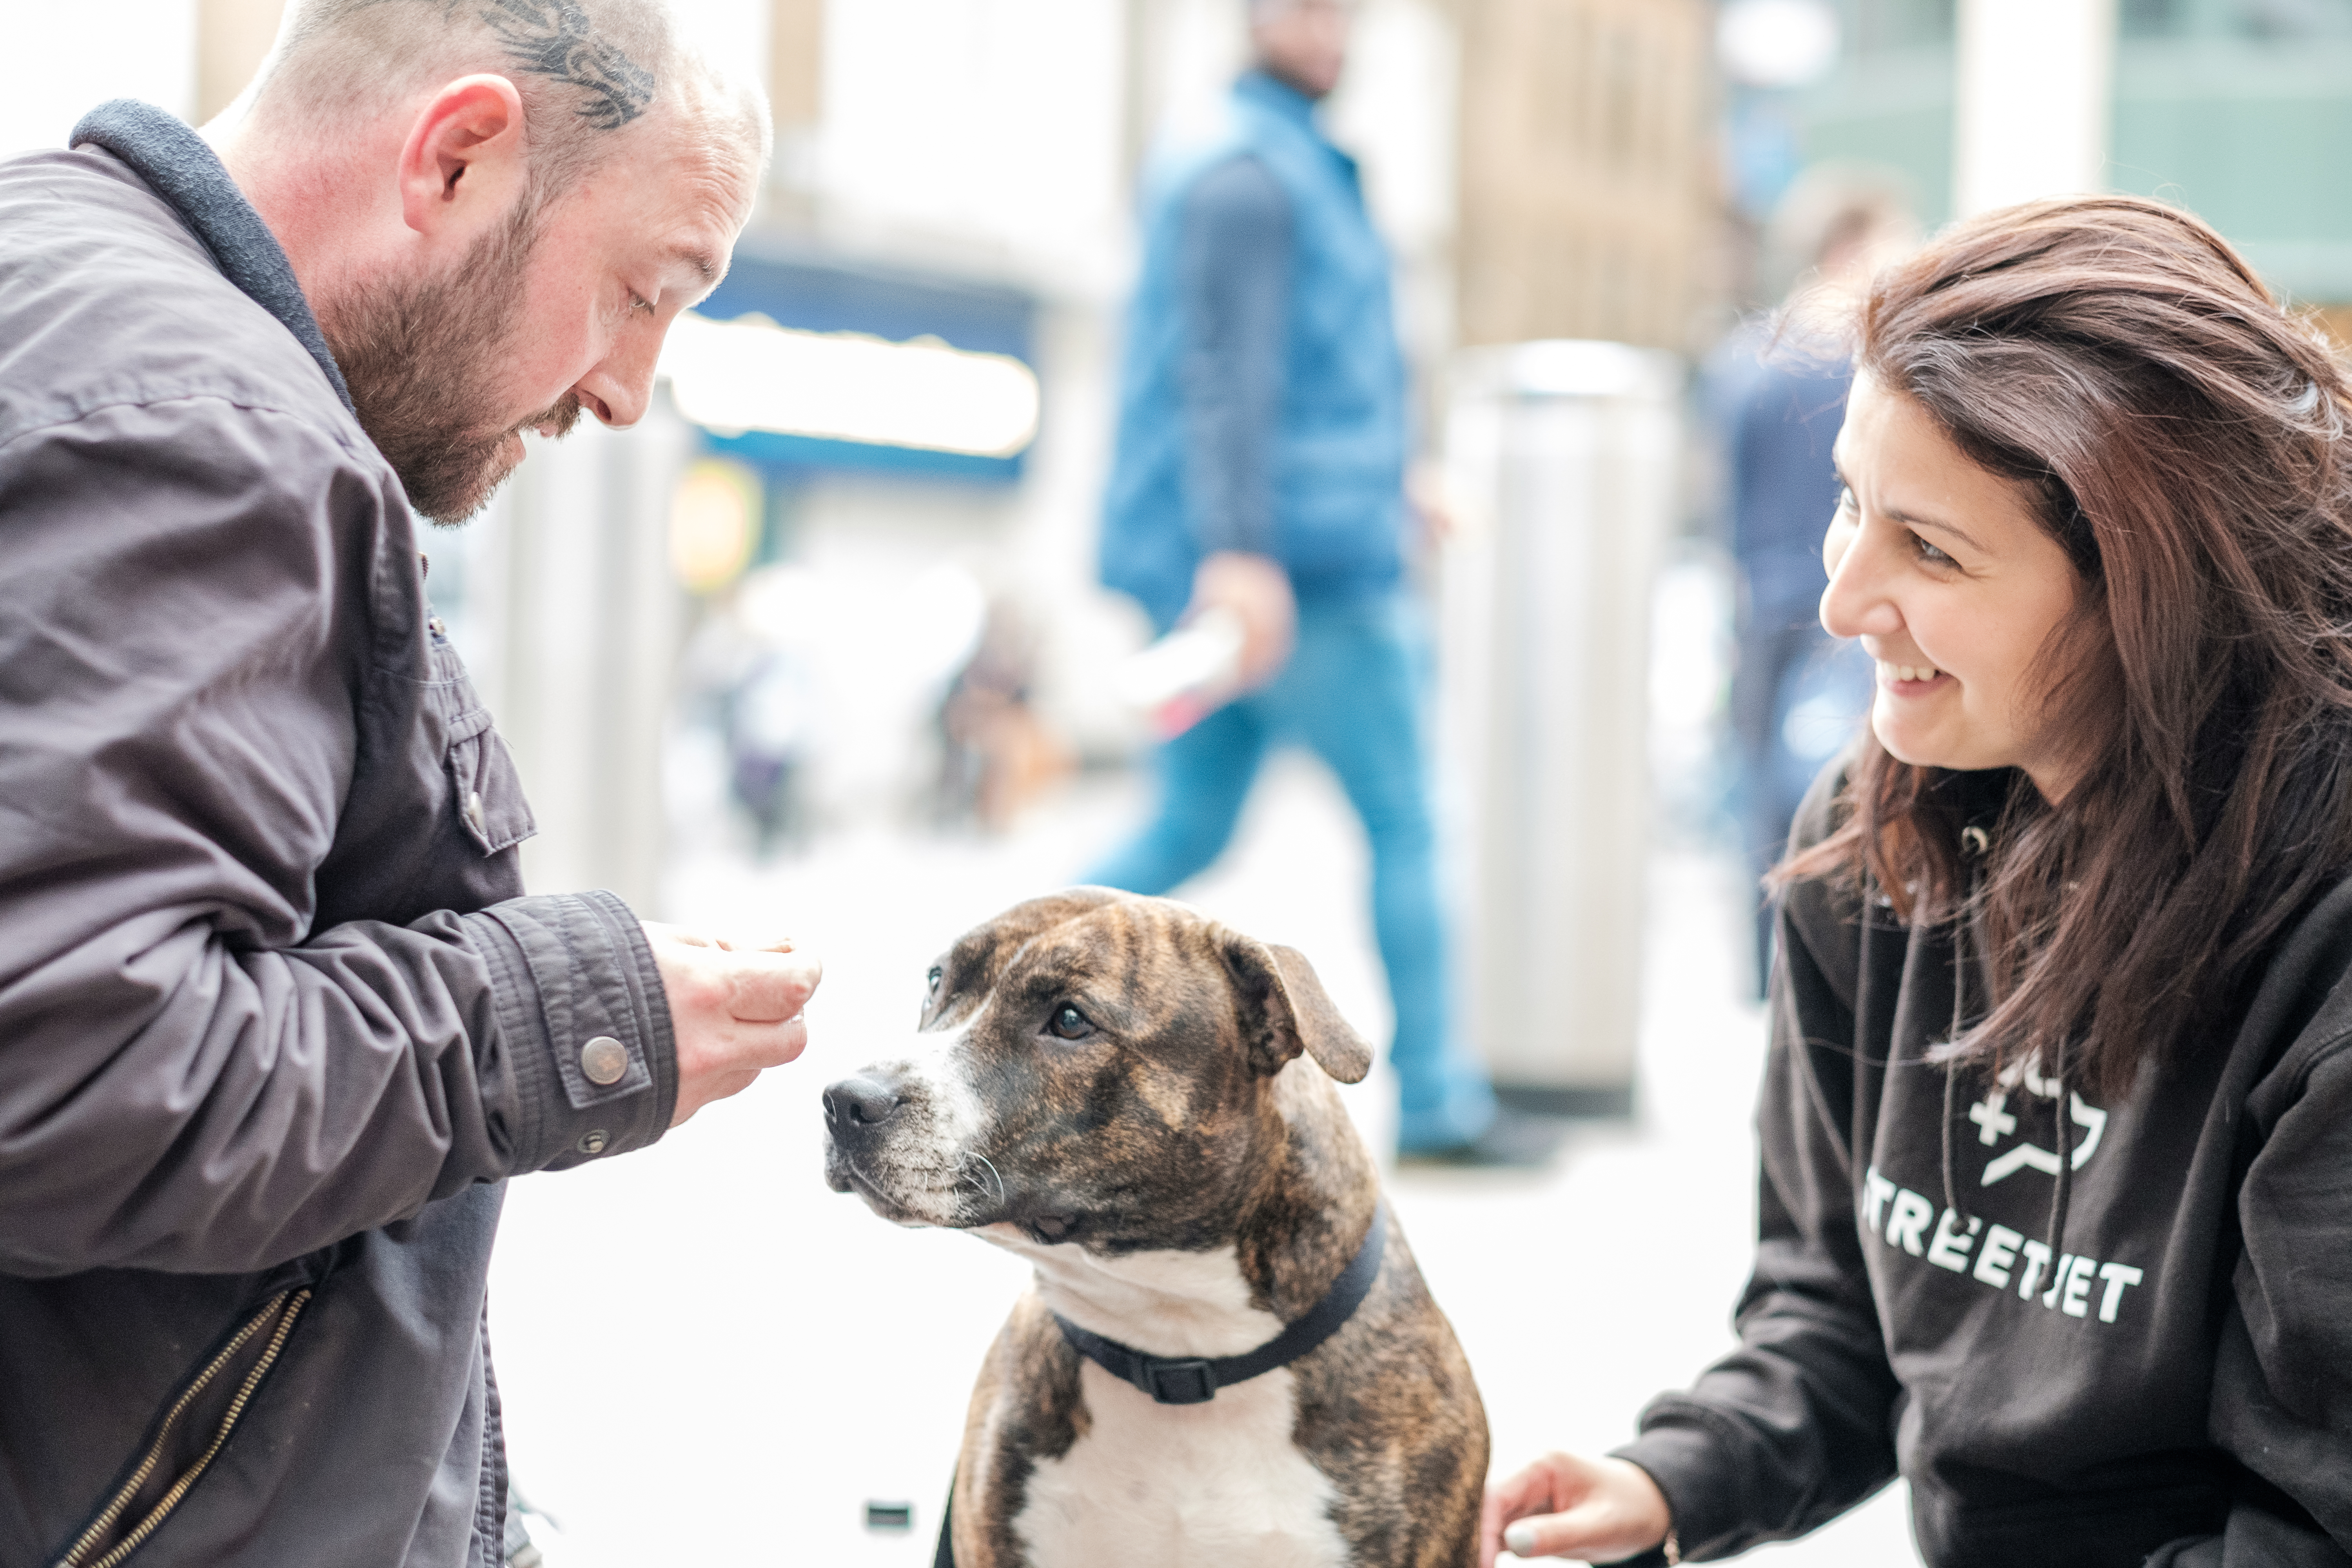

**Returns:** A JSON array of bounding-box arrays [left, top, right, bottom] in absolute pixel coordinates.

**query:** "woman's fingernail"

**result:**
[[1503, 1521, 1539, 1554]]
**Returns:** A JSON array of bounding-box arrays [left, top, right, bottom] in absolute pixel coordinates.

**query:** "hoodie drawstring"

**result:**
[[1941, 840, 1983, 1223], [2047, 1033, 2072, 1259], [1940, 931, 1964, 1223], [1933, 824, 2072, 1263]]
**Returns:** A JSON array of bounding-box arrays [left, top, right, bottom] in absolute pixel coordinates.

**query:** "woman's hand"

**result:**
[[1480, 1452, 1672, 1565]]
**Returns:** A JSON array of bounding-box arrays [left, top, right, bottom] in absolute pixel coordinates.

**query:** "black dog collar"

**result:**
[[1052, 1199, 1388, 1406]]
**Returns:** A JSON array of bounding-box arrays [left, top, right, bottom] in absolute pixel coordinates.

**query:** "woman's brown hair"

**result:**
[[1782, 194, 2352, 1098]]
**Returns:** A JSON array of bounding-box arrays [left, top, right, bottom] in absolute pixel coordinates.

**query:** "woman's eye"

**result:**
[[1912, 532, 1956, 566], [1835, 485, 1856, 515], [1048, 1003, 1092, 1040]]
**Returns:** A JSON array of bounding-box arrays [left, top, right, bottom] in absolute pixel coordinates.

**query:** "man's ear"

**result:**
[[1220, 936, 1373, 1084], [398, 74, 529, 237]]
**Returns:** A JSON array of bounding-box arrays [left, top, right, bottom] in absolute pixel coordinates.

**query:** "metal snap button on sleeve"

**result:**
[[577, 1129, 609, 1156], [581, 1035, 628, 1087]]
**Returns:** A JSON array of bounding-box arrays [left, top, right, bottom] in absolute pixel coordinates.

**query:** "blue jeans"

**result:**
[[1084, 593, 1497, 1150]]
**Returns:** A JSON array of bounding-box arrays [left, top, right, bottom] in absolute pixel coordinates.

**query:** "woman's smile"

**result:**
[[1875, 659, 1947, 690]]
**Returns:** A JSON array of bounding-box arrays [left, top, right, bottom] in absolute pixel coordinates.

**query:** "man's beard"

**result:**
[[323, 203, 584, 524]]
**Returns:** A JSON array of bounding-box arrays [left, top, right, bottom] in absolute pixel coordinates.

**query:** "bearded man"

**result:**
[[0, 5, 812, 1564]]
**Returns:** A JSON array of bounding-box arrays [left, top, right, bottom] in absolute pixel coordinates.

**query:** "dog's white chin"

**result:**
[[867, 1184, 969, 1228], [985, 1227, 1285, 1359], [838, 1159, 965, 1228]]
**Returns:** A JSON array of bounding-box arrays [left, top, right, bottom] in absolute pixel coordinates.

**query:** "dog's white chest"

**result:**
[[1013, 1363, 1346, 1568]]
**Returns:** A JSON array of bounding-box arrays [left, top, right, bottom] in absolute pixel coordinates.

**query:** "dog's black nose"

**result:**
[[823, 1076, 903, 1130]]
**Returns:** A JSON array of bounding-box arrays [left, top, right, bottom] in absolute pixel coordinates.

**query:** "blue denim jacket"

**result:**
[[1100, 72, 1408, 631]]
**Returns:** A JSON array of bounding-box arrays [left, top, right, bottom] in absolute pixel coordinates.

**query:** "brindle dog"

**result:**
[[823, 888, 1488, 1568]]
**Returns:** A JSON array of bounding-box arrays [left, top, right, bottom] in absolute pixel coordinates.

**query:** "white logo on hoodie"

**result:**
[[1863, 1162, 2146, 1326], [1859, 1053, 2143, 1328], [1965, 1051, 2108, 1185]]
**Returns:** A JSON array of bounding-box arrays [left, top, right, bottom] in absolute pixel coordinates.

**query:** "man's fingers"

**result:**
[[768, 1013, 809, 1067], [708, 931, 796, 954], [698, 1011, 809, 1074], [671, 1067, 761, 1127], [665, 1014, 806, 1127], [721, 949, 823, 1021]]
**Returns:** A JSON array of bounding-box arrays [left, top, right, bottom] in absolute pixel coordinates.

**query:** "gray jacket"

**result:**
[[0, 101, 677, 1568]]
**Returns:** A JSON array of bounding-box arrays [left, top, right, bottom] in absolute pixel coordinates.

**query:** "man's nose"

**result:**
[[578, 374, 650, 429], [822, 1075, 903, 1136], [577, 348, 656, 429]]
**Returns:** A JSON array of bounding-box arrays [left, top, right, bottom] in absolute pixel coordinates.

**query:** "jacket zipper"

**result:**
[[50, 1288, 311, 1568]]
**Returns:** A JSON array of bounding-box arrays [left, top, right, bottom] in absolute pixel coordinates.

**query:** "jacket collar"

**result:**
[[70, 99, 355, 414], [1233, 68, 1323, 132]]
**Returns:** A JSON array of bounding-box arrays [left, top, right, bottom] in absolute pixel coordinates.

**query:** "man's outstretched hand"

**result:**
[[642, 923, 823, 1126], [1481, 1452, 1671, 1565]]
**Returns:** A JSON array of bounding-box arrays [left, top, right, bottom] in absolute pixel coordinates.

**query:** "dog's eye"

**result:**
[[1047, 1003, 1092, 1040], [927, 965, 943, 996]]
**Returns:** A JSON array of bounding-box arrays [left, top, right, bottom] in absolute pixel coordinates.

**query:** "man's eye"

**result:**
[[1047, 1003, 1092, 1040], [628, 290, 654, 314]]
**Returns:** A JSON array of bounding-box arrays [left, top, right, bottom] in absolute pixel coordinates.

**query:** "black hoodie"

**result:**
[[1614, 770, 2352, 1566]]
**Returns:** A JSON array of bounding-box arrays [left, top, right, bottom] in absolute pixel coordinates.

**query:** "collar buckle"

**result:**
[[1139, 1358, 1217, 1405]]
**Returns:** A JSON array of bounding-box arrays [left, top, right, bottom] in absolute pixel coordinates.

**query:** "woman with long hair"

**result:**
[[1483, 195, 2352, 1566]]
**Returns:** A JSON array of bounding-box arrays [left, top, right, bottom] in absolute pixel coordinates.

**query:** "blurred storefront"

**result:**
[[1742, 0, 2352, 307], [1455, 0, 1718, 353]]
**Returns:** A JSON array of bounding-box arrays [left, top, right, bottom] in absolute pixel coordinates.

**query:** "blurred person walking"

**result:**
[[0, 5, 815, 1566], [1090, 0, 1545, 1165], [1712, 166, 1914, 992], [1484, 197, 2352, 1566]]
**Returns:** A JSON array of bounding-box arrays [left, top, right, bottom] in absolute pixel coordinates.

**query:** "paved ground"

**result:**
[[487, 757, 1919, 1566]]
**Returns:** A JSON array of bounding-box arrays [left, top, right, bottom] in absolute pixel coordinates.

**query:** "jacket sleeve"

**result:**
[[0, 397, 675, 1279], [1177, 151, 1291, 561], [1611, 777, 1903, 1561], [2146, 1038, 2352, 1565]]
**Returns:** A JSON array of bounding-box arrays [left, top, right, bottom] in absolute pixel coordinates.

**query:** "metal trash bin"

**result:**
[[1439, 339, 1684, 1116]]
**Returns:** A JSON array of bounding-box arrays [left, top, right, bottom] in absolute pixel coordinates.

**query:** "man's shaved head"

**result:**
[[241, 0, 767, 200]]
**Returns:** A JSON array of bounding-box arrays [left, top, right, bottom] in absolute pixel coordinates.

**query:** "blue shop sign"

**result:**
[[672, 240, 1041, 485]]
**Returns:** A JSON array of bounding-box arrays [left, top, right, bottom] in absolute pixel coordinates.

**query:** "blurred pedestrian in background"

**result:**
[[1089, 0, 1548, 1165], [0, 5, 817, 1565], [1711, 163, 1914, 992], [939, 597, 1073, 833], [1484, 196, 2352, 1567]]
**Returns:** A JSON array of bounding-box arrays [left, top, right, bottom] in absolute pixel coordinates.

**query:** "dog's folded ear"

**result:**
[[1220, 936, 1374, 1084]]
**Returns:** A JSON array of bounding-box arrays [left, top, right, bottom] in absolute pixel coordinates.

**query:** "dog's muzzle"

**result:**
[[822, 1075, 902, 1142]]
